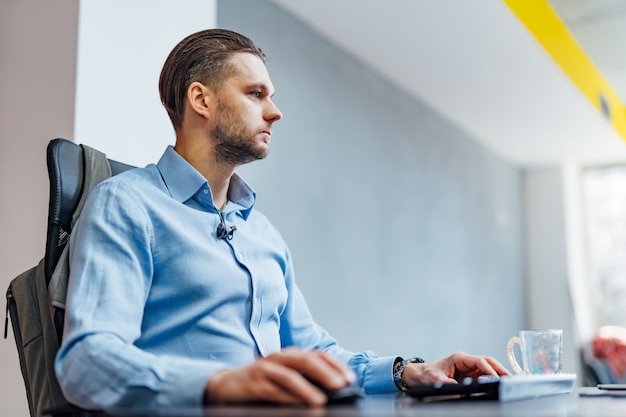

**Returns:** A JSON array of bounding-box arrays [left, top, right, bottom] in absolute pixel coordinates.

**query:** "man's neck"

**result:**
[[173, 140, 236, 210], [205, 168, 231, 210]]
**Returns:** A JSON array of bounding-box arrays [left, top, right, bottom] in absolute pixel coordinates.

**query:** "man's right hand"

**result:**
[[204, 347, 356, 407]]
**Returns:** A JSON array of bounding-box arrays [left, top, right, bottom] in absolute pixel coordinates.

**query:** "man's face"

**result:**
[[210, 53, 282, 166]]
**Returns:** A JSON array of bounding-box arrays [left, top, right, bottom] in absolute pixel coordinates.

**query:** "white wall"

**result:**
[[524, 167, 588, 377], [75, 0, 217, 166], [562, 162, 595, 346]]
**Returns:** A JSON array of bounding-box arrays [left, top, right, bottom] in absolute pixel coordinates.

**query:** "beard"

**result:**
[[211, 101, 270, 166]]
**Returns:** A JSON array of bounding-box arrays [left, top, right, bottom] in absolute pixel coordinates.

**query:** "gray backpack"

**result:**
[[5, 139, 130, 417]]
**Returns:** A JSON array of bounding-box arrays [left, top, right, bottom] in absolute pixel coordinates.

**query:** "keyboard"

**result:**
[[406, 373, 576, 402]]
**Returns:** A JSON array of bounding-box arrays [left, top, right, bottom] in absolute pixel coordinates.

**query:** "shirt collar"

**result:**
[[156, 146, 256, 219]]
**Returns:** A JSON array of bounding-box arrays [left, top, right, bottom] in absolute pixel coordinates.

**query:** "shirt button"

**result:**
[[203, 189, 209, 194]]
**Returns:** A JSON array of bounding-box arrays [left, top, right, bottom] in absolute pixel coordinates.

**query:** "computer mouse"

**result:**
[[305, 376, 364, 404], [323, 385, 364, 404]]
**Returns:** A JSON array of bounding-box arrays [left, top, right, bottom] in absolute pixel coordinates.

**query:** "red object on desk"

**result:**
[[593, 325, 626, 381]]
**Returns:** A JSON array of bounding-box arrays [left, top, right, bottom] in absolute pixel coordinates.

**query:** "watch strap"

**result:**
[[393, 357, 425, 391]]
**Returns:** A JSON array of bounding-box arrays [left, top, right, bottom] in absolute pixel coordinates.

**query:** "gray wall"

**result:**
[[220, 0, 525, 362], [0, 1, 79, 415]]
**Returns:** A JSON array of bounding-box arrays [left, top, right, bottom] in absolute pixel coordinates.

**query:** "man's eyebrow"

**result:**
[[247, 83, 275, 97]]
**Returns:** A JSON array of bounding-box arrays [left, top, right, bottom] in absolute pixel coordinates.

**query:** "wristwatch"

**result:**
[[393, 356, 425, 391]]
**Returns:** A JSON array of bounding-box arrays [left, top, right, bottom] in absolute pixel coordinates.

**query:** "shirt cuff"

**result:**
[[156, 359, 226, 408], [362, 356, 400, 394]]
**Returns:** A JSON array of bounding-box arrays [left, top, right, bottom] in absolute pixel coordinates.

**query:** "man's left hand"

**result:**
[[401, 351, 510, 388]]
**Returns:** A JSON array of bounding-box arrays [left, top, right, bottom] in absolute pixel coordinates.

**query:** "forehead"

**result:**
[[224, 52, 275, 92]]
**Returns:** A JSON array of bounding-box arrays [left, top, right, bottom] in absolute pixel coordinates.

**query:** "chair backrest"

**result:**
[[44, 138, 135, 286], [45, 138, 135, 342]]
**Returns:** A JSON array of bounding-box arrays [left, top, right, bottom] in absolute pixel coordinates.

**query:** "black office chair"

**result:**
[[45, 138, 135, 341], [45, 138, 135, 283]]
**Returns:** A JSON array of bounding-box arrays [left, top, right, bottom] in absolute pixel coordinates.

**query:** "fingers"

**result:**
[[273, 348, 356, 390], [206, 359, 326, 406], [485, 356, 511, 376], [449, 351, 511, 377], [205, 348, 355, 407], [402, 352, 511, 389], [257, 358, 329, 406]]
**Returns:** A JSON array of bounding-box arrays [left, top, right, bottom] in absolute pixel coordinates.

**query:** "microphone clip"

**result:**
[[216, 221, 237, 240], [216, 210, 236, 240], [215, 211, 237, 240]]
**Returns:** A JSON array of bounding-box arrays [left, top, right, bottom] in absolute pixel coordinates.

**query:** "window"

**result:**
[[582, 165, 626, 329]]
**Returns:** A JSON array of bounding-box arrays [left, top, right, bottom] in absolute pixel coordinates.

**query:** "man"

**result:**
[[55, 29, 508, 411]]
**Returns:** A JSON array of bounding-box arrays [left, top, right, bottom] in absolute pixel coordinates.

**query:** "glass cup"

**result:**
[[507, 329, 563, 375]]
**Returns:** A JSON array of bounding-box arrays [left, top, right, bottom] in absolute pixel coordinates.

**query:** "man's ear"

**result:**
[[187, 81, 213, 119]]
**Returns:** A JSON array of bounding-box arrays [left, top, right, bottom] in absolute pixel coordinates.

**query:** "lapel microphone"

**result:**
[[216, 211, 236, 240], [216, 221, 236, 240]]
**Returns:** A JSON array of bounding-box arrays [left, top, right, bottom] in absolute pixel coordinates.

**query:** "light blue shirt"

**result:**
[[55, 146, 397, 411]]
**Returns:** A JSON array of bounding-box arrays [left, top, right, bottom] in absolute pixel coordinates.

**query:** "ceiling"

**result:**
[[271, 0, 626, 167], [550, 0, 626, 103]]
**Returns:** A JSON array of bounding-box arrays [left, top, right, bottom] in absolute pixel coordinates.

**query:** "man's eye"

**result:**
[[251, 91, 261, 98]]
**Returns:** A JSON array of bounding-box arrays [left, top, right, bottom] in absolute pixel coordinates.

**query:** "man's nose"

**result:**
[[266, 100, 282, 122]]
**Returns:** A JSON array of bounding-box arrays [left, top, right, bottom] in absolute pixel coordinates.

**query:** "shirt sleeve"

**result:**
[[54, 180, 224, 411], [278, 247, 399, 394]]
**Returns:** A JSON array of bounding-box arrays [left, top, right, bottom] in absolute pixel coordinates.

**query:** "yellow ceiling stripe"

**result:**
[[503, 0, 626, 141]]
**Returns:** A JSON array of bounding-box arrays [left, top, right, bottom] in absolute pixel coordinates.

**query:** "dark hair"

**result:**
[[158, 29, 266, 130]]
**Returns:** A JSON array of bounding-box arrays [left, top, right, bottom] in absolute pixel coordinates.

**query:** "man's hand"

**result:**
[[401, 351, 510, 388], [204, 348, 356, 407]]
